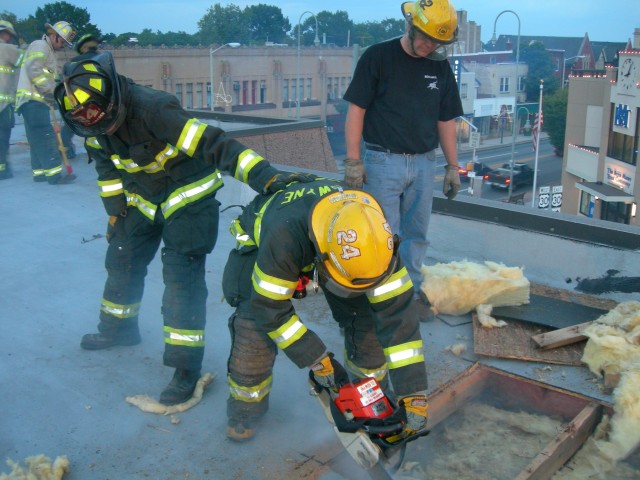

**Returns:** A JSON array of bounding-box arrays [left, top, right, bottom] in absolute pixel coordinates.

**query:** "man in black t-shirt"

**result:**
[[343, 0, 463, 321]]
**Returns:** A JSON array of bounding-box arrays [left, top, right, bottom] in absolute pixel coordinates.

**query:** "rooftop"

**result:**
[[2, 117, 638, 479]]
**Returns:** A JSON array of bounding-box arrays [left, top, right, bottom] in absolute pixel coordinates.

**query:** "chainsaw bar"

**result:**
[[309, 378, 413, 478]]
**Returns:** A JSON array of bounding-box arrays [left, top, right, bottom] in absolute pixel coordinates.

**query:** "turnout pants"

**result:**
[[98, 195, 220, 371], [222, 248, 388, 428], [18, 101, 63, 183], [0, 106, 14, 177]]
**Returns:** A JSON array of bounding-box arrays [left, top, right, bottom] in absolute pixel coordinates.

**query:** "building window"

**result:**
[[242, 80, 249, 105], [578, 191, 592, 217], [196, 83, 203, 109], [607, 106, 638, 165], [233, 81, 240, 105], [517, 76, 525, 93], [306, 78, 312, 100], [260, 80, 266, 104], [206, 82, 211, 109], [460, 83, 468, 99], [251, 80, 257, 104], [186, 83, 193, 109], [175, 83, 183, 105], [283, 79, 289, 103], [601, 200, 631, 224], [500, 77, 510, 93]]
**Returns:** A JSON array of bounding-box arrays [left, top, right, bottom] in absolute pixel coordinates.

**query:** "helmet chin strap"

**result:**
[[407, 27, 422, 57]]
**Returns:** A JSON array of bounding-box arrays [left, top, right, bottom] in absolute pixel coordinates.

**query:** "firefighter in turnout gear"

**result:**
[[54, 51, 302, 406], [222, 179, 428, 441], [16, 21, 76, 184], [0, 20, 22, 180]]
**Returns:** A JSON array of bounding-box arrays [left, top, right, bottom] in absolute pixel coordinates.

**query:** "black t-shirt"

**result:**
[[343, 38, 463, 154]]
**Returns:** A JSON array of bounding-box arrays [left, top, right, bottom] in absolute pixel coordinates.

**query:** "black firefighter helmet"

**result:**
[[54, 51, 126, 137]]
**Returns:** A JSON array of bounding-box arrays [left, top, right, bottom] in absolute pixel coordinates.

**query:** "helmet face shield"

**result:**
[[309, 190, 399, 298], [54, 52, 124, 137]]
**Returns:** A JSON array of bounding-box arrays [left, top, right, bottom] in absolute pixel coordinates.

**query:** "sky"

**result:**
[[6, 0, 639, 43]]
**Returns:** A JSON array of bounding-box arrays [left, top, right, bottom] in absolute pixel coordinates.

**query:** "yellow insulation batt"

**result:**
[[126, 372, 215, 415], [420, 260, 530, 316], [580, 301, 640, 463], [0, 455, 69, 480]]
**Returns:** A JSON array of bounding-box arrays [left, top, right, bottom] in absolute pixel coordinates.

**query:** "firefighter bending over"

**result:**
[[222, 178, 428, 441], [54, 51, 305, 406]]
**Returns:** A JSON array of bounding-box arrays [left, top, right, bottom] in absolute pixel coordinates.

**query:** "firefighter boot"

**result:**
[[80, 329, 141, 350], [159, 369, 201, 406]]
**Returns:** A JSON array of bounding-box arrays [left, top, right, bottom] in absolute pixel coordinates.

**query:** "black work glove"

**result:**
[[309, 352, 349, 392], [443, 165, 461, 200], [263, 171, 318, 195]]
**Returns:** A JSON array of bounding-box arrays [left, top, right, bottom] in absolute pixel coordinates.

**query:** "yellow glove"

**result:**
[[443, 164, 461, 200], [399, 392, 428, 434]]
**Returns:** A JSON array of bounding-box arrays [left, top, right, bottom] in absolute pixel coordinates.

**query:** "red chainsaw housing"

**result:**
[[333, 378, 394, 421]]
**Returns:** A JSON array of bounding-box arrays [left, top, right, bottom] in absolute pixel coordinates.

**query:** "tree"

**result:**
[[197, 3, 248, 46], [304, 11, 354, 47], [520, 41, 560, 101], [542, 87, 568, 155], [244, 4, 290, 45], [352, 18, 404, 46]]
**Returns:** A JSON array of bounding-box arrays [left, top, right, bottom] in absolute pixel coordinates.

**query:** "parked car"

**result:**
[[458, 162, 491, 182], [483, 163, 534, 190]]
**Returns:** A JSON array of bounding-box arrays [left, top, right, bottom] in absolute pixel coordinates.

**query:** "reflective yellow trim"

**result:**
[[177, 118, 206, 157], [100, 299, 140, 319], [98, 179, 124, 197], [228, 375, 272, 402], [161, 170, 222, 218], [252, 264, 297, 301], [235, 149, 264, 183], [367, 267, 413, 304], [384, 340, 424, 369], [267, 314, 307, 349], [125, 192, 157, 221], [163, 326, 205, 347]]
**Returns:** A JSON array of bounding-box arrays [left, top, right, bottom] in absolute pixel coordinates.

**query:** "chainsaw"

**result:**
[[309, 375, 429, 479]]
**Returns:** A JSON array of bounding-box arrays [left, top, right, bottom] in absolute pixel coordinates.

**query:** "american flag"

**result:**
[[532, 111, 543, 151]]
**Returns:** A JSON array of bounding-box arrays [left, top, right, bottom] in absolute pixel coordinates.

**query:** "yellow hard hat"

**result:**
[[309, 190, 398, 297], [401, 0, 458, 45], [45, 20, 76, 47]]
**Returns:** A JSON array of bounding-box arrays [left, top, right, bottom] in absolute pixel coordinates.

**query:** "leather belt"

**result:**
[[365, 143, 417, 155]]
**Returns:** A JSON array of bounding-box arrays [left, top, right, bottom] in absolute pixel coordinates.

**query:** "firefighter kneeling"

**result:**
[[222, 179, 428, 441]]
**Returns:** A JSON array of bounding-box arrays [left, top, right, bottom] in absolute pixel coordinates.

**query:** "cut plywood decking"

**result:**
[[473, 284, 618, 365]]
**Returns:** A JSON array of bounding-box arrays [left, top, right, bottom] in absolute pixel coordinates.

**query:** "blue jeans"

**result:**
[[363, 149, 436, 293]]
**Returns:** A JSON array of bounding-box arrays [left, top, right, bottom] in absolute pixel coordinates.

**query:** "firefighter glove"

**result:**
[[310, 352, 349, 392], [263, 171, 318, 195], [343, 158, 366, 188], [443, 164, 461, 200], [399, 391, 428, 434]]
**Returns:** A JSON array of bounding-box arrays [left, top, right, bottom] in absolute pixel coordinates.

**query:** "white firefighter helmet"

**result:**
[[45, 21, 76, 47]]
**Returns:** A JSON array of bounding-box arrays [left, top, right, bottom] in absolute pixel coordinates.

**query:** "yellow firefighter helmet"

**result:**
[[401, 0, 458, 45], [309, 190, 398, 297]]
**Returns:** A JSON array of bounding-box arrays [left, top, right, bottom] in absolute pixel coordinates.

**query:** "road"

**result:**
[[436, 138, 560, 204]]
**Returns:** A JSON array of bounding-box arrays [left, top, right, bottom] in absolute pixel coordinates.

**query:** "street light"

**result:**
[[209, 42, 240, 111], [562, 55, 587, 88], [491, 9, 521, 199], [296, 11, 320, 119], [516, 106, 531, 135]]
